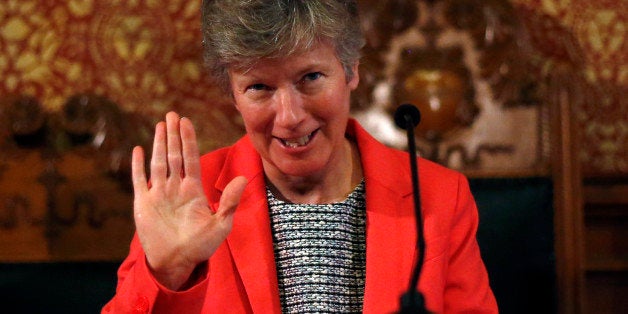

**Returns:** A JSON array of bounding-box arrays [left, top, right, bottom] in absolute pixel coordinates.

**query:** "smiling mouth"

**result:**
[[278, 130, 317, 148]]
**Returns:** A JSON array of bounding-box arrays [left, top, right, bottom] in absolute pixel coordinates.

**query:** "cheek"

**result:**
[[240, 109, 268, 132], [235, 101, 269, 130], [319, 89, 351, 118]]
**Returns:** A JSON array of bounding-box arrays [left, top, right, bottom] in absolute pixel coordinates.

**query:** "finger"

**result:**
[[166, 112, 183, 179], [216, 176, 248, 218], [131, 146, 148, 196], [150, 121, 167, 188], [180, 117, 201, 180]]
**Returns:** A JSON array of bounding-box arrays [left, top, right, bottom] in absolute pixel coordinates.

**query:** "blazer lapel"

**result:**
[[363, 183, 417, 313], [350, 120, 418, 313], [213, 137, 282, 313]]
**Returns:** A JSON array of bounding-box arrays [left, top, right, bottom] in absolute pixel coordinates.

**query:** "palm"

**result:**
[[131, 112, 247, 290], [134, 173, 214, 265]]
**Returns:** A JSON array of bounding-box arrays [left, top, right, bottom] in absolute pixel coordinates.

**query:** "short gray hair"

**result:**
[[201, 0, 365, 92]]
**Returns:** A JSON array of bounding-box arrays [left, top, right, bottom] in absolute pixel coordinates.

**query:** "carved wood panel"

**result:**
[[0, 94, 150, 261]]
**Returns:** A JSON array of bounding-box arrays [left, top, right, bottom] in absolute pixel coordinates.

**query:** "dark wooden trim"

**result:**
[[550, 91, 585, 314]]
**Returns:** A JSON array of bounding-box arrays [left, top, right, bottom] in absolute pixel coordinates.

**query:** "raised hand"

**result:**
[[131, 112, 247, 290]]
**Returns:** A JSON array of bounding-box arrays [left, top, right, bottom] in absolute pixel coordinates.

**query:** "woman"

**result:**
[[103, 1, 497, 313]]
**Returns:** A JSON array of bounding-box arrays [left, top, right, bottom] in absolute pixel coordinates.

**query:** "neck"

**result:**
[[265, 139, 363, 204]]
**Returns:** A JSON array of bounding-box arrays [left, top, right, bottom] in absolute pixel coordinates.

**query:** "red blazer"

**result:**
[[103, 119, 497, 314]]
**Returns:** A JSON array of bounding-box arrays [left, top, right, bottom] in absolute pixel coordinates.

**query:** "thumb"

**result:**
[[216, 176, 248, 218]]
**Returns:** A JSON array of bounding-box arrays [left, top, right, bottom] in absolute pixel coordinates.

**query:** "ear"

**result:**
[[347, 61, 360, 90]]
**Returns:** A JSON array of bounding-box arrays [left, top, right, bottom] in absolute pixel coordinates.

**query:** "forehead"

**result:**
[[230, 41, 340, 76]]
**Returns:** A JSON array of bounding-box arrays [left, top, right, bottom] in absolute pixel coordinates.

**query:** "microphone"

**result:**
[[394, 103, 421, 130], [394, 104, 430, 314]]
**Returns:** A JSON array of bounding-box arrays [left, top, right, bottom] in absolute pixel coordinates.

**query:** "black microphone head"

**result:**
[[394, 104, 421, 130]]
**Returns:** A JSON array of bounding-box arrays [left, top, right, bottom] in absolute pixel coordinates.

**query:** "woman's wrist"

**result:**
[[147, 256, 198, 291]]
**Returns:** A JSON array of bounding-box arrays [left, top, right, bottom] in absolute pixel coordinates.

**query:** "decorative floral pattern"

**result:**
[[513, 0, 626, 175], [0, 0, 244, 154]]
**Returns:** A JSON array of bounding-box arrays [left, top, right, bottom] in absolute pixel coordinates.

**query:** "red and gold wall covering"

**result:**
[[514, 0, 626, 176], [0, 0, 245, 151]]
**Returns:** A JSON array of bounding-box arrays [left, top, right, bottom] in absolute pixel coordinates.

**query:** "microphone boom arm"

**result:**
[[394, 104, 430, 314]]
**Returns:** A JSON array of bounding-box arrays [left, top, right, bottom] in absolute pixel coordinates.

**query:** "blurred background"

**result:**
[[0, 0, 625, 313]]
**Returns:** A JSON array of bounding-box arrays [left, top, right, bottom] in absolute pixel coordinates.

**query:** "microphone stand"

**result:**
[[394, 104, 430, 314]]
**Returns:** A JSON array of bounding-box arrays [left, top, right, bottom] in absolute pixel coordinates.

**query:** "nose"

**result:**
[[274, 87, 306, 128]]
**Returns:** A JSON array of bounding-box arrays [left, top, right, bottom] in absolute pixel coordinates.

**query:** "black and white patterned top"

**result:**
[[267, 181, 367, 313]]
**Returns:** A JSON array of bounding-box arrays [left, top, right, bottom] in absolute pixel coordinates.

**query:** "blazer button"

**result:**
[[134, 295, 149, 313]]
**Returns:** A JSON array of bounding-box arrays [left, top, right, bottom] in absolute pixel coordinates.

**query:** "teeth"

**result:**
[[282, 133, 311, 148]]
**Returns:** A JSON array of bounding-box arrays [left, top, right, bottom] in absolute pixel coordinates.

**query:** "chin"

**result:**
[[276, 159, 326, 178]]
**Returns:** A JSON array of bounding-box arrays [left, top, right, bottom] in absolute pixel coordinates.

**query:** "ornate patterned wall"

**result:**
[[0, 0, 245, 261], [352, 0, 625, 176], [513, 0, 626, 176], [0, 0, 625, 261], [0, 0, 244, 152]]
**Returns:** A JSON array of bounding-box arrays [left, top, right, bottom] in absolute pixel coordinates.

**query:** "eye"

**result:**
[[302, 72, 322, 82], [246, 83, 268, 92]]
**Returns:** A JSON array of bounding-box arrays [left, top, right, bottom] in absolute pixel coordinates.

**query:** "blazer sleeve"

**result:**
[[101, 234, 209, 314], [443, 174, 498, 313]]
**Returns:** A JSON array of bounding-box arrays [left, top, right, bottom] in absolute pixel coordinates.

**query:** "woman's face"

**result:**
[[229, 41, 359, 179]]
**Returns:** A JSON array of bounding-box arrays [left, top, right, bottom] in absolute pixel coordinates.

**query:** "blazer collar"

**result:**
[[347, 118, 413, 198], [215, 119, 414, 210]]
